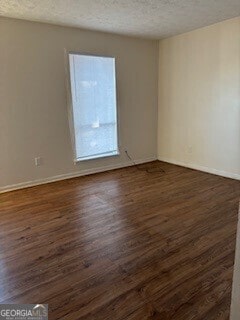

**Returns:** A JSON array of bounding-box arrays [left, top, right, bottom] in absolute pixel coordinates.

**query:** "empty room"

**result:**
[[0, 1, 240, 319]]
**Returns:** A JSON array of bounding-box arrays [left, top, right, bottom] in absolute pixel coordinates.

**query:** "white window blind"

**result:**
[[69, 54, 119, 161]]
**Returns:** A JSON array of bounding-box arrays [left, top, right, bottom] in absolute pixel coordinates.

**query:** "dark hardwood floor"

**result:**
[[0, 161, 239, 319]]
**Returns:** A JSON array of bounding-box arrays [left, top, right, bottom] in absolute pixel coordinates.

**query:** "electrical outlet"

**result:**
[[35, 157, 42, 166]]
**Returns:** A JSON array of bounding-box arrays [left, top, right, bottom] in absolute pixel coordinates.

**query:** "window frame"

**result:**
[[65, 51, 120, 163]]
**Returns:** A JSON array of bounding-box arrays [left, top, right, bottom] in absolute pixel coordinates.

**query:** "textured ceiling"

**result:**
[[1, 0, 240, 39]]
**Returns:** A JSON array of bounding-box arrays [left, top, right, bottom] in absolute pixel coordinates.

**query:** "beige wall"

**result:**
[[1, 16, 240, 191], [158, 17, 240, 179], [0, 17, 158, 191]]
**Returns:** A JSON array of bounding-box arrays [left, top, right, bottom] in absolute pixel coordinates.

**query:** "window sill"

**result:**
[[74, 150, 119, 163]]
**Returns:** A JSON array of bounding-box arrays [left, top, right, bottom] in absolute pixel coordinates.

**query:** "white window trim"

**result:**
[[64, 50, 121, 163]]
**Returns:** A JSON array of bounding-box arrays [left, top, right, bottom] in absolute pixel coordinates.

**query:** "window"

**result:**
[[68, 53, 119, 161]]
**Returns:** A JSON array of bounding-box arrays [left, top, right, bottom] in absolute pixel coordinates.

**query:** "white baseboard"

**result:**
[[0, 156, 157, 194], [158, 156, 240, 180]]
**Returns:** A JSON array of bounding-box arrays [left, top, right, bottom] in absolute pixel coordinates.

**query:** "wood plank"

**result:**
[[0, 161, 239, 319]]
